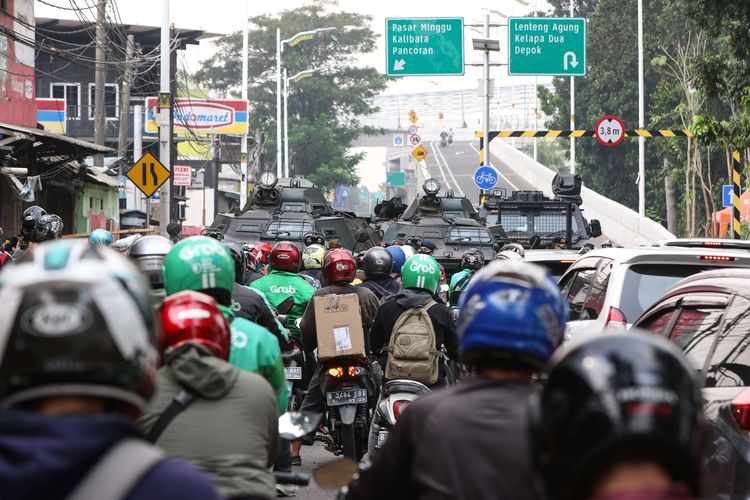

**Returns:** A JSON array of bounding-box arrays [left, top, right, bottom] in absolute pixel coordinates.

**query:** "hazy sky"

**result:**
[[35, 0, 554, 94]]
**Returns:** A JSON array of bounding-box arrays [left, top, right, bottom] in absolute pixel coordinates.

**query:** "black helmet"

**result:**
[[33, 214, 63, 242], [303, 232, 325, 247], [223, 241, 246, 284], [363, 247, 393, 278], [21, 206, 46, 242], [128, 235, 173, 289], [460, 248, 485, 270], [528, 331, 704, 500], [0, 240, 158, 417]]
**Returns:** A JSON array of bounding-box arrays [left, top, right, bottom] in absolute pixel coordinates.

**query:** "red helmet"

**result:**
[[323, 249, 357, 284], [269, 241, 301, 272], [254, 242, 273, 264], [158, 291, 231, 360]]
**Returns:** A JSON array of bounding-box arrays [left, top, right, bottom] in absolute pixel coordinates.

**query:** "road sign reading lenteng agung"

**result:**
[[508, 17, 586, 76], [386, 18, 464, 76]]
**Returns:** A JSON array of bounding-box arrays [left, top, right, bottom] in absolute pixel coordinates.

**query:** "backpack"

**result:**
[[384, 300, 439, 385]]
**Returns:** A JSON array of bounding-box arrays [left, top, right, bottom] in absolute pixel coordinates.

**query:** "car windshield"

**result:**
[[619, 264, 719, 322], [447, 227, 492, 244], [383, 224, 446, 243], [264, 220, 315, 240]]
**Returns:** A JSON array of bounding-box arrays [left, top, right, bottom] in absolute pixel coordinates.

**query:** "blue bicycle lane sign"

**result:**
[[474, 165, 499, 190]]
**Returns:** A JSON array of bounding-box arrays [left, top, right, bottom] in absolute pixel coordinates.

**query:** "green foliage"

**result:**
[[195, 4, 386, 186]]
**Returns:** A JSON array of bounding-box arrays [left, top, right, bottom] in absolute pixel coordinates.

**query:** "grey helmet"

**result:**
[[363, 247, 393, 278], [128, 235, 173, 289]]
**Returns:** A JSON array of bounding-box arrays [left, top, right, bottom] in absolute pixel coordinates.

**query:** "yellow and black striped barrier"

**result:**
[[732, 150, 742, 240], [475, 129, 694, 139]]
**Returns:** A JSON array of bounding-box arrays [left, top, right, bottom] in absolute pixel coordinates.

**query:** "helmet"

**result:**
[[302, 244, 325, 270], [21, 206, 46, 242], [529, 332, 704, 500], [269, 241, 301, 272], [0, 240, 157, 417], [128, 235, 172, 289], [460, 248, 485, 270], [254, 242, 273, 265], [401, 254, 441, 294], [303, 232, 325, 247], [159, 291, 231, 360], [499, 243, 525, 257], [363, 247, 393, 278], [33, 214, 63, 242], [88, 228, 114, 247], [401, 244, 416, 261], [386, 245, 406, 274], [162, 236, 235, 306], [457, 260, 567, 367], [323, 249, 357, 284], [223, 241, 247, 284]]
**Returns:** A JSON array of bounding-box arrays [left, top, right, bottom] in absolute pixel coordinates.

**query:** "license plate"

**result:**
[[326, 389, 367, 407], [377, 431, 389, 448], [284, 367, 302, 380]]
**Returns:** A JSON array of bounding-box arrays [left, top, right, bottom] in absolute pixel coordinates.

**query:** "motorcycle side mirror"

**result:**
[[276, 296, 295, 315], [589, 219, 603, 238], [313, 458, 360, 490], [278, 411, 322, 440]]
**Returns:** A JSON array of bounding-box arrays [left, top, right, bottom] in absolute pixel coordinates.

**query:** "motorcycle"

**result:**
[[277, 299, 304, 410], [368, 379, 430, 458], [319, 355, 375, 461]]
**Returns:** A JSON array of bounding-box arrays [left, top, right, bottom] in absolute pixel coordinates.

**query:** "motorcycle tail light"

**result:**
[[731, 389, 750, 432], [393, 400, 410, 420], [347, 366, 366, 377], [604, 306, 628, 330], [327, 366, 344, 378]]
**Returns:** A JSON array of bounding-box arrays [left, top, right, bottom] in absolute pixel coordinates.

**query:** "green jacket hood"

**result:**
[[165, 343, 239, 399]]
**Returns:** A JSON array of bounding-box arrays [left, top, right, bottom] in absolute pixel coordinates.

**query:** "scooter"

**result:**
[[368, 379, 430, 457], [277, 299, 304, 410], [319, 355, 375, 461]]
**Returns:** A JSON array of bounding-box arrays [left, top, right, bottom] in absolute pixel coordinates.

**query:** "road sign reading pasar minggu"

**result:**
[[386, 18, 464, 76], [508, 17, 586, 76], [595, 115, 626, 146]]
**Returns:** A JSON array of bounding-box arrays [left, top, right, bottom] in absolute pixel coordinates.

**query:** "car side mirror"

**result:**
[[589, 219, 602, 238]]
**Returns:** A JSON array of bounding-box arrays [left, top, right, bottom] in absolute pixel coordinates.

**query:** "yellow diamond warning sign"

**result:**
[[127, 152, 171, 198], [411, 145, 428, 161]]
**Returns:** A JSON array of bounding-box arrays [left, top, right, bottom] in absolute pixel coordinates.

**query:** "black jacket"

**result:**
[[345, 378, 540, 500], [231, 283, 284, 345], [358, 276, 401, 300], [369, 289, 458, 365]]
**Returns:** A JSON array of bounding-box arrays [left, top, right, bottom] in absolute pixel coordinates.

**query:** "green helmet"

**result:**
[[401, 254, 441, 294], [163, 236, 234, 302]]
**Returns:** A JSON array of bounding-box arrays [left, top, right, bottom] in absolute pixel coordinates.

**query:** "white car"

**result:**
[[558, 247, 750, 339]]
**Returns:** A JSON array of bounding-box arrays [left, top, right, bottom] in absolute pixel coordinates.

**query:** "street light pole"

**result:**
[[569, 0, 576, 175], [240, 1, 249, 208], [483, 13, 490, 167], [276, 27, 282, 179], [283, 68, 289, 178], [637, 0, 646, 216]]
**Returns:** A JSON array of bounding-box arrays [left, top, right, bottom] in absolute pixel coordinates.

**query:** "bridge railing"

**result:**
[[490, 140, 675, 247]]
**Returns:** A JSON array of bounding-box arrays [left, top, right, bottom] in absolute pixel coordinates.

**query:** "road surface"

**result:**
[[295, 442, 345, 500]]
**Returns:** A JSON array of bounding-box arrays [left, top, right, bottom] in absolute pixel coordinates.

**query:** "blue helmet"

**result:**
[[89, 228, 114, 247], [386, 245, 406, 274], [457, 260, 568, 367]]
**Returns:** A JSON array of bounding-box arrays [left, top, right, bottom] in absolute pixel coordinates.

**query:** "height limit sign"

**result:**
[[595, 116, 626, 147]]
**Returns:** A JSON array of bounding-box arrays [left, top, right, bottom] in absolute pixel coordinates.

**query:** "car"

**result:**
[[558, 246, 750, 339], [632, 269, 750, 499], [522, 249, 580, 282], [653, 237, 750, 251]]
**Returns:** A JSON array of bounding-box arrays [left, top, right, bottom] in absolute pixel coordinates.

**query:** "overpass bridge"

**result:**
[[351, 128, 674, 247]]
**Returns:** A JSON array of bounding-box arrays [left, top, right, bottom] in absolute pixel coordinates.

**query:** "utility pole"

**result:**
[[637, 0, 646, 216], [169, 25, 177, 223], [158, 0, 171, 235], [569, 0, 576, 175], [133, 104, 146, 228], [276, 27, 282, 178], [93, 0, 107, 167], [482, 13, 490, 167], [117, 34, 134, 162], [240, 1, 249, 208], [213, 135, 220, 220]]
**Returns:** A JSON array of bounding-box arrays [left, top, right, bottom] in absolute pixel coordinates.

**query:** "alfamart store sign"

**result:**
[[145, 97, 249, 135]]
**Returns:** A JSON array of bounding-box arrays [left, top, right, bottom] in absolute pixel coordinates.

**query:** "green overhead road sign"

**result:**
[[386, 18, 464, 76], [387, 171, 406, 187], [508, 17, 586, 76]]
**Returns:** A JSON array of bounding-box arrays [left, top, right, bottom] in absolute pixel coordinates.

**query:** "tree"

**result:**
[[195, 4, 387, 191]]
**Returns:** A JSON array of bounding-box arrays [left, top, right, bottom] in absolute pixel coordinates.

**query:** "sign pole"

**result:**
[[483, 13, 491, 171], [569, 0, 576, 175], [158, 0, 171, 235], [240, 0, 249, 209], [276, 27, 283, 179], [133, 105, 147, 229], [637, 0, 646, 217], [733, 150, 742, 240]]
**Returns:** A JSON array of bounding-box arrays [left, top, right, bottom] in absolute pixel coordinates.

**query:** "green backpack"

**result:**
[[384, 300, 439, 385]]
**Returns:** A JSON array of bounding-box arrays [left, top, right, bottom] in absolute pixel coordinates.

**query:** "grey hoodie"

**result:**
[[140, 344, 278, 499]]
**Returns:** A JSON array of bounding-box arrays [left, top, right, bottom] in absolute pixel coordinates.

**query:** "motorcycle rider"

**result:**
[[15, 205, 46, 258], [0, 240, 220, 499], [448, 248, 485, 306], [357, 246, 401, 300], [300, 243, 325, 285], [386, 245, 406, 281], [162, 236, 287, 414], [242, 243, 264, 284], [128, 235, 173, 307], [88, 228, 114, 246], [369, 254, 459, 387], [343, 260, 567, 500], [223, 241, 287, 345], [529, 332, 703, 500], [294, 249, 380, 465], [250, 241, 315, 340], [140, 291, 279, 500]]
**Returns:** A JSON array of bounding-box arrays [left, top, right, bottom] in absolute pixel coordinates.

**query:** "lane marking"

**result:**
[[428, 141, 454, 192], [433, 142, 466, 198], [469, 143, 519, 191]]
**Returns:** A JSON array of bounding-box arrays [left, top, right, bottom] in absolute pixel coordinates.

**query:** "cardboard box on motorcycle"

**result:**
[[313, 294, 366, 361]]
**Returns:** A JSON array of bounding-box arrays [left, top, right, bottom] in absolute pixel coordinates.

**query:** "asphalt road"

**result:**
[[423, 140, 537, 203], [293, 442, 343, 500]]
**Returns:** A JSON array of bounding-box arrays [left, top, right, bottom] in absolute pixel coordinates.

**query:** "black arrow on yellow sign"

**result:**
[[127, 152, 171, 198], [411, 145, 428, 161]]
